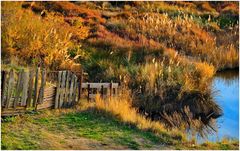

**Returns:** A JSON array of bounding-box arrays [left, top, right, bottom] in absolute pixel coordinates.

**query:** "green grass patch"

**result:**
[[1, 109, 171, 150], [1, 109, 238, 150]]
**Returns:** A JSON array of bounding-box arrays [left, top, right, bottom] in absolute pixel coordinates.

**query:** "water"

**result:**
[[209, 70, 239, 141]]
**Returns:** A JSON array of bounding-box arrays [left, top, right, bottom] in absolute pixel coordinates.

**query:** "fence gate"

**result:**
[[54, 71, 79, 109]]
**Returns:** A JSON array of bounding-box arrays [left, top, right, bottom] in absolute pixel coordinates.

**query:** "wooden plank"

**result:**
[[43, 96, 55, 101], [1, 107, 26, 116], [21, 71, 29, 106], [37, 68, 46, 104], [41, 68, 46, 102], [36, 99, 54, 110], [81, 83, 119, 89], [44, 96, 55, 101], [27, 69, 34, 107], [78, 69, 83, 101], [1, 71, 8, 107], [72, 75, 78, 104], [44, 86, 56, 97], [68, 73, 74, 107], [44, 87, 56, 92], [33, 67, 39, 108], [1, 71, 5, 95], [43, 90, 56, 96], [1, 71, 6, 104], [64, 71, 70, 107], [69, 72, 73, 106], [13, 70, 23, 109], [44, 85, 56, 91], [44, 93, 55, 99], [59, 71, 66, 108], [44, 91, 56, 98], [74, 76, 79, 105], [54, 71, 62, 109], [5, 69, 14, 109]]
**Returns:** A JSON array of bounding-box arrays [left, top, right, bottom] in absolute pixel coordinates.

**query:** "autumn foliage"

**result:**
[[1, 2, 89, 70]]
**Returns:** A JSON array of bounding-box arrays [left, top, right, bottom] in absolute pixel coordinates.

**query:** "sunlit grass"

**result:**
[[95, 93, 165, 132]]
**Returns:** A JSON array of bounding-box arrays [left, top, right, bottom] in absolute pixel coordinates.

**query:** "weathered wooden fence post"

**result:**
[[27, 69, 34, 107], [62, 71, 67, 107], [5, 69, 14, 109], [72, 75, 78, 103], [1, 71, 6, 103], [37, 67, 46, 105], [33, 66, 39, 109], [68, 72, 74, 107], [54, 71, 62, 109], [78, 69, 83, 102], [21, 71, 29, 106], [63, 71, 70, 107], [13, 70, 23, 108]]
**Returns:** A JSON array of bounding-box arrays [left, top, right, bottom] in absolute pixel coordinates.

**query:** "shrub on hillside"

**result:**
[[1, 2, 88, 70]]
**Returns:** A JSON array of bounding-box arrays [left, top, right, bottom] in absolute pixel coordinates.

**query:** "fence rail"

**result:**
[[82, 82, 119, 100], [1, 68, 120, 116]]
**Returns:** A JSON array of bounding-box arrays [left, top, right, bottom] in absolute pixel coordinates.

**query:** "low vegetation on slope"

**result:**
[[1, 99, 239, 150]]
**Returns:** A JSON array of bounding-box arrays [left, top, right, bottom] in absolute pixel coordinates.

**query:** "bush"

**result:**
[[1, 2, 88, 70]]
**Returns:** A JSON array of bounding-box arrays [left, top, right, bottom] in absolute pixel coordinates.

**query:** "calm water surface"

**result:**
[[209, 70, 239, 141]]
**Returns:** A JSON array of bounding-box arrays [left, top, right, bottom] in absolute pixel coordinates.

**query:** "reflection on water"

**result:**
[[214, 70, 239, 86], [209, 70, 239, 141]]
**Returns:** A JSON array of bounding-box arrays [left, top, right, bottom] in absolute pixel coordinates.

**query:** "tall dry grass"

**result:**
[[123, 9, 238, 70], [1, 2, 89, 70], [95, 93, 167, 133]]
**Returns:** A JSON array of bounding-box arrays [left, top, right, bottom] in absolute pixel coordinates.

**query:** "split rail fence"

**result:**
[[1, 67, 120, 116]]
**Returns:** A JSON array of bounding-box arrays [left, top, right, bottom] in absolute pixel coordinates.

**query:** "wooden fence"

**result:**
[[1, 68, 120, 116], [1, 68, 80, 116]]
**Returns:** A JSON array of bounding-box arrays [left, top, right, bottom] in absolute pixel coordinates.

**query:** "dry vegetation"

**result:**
[[95, 93, 167, 133]]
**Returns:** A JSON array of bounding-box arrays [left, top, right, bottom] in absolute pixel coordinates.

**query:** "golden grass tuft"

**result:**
[[193, 62, 215, 90], [195, 62, 215, 80], [95, 93, 166, 133]]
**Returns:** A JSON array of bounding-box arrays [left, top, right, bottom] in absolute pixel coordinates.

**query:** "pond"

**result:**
[[208, 70, 239, 141]]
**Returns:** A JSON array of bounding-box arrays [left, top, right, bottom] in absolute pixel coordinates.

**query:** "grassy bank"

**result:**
[[1, 111, 170, 150], [0, 98, 180, 150], [1, 99, 238, 150]]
